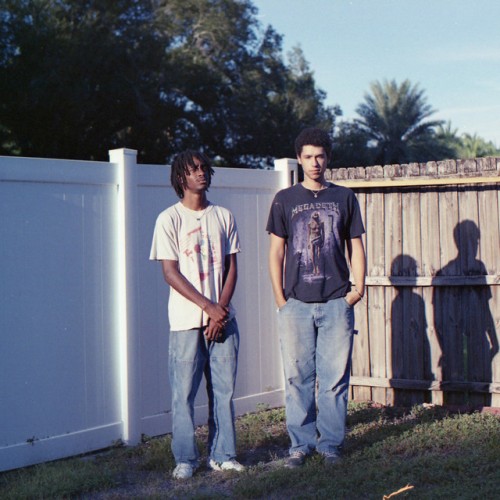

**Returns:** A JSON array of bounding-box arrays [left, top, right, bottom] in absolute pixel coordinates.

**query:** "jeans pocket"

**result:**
[[342, 296, 354, 308], [277, 298, 292, 313]]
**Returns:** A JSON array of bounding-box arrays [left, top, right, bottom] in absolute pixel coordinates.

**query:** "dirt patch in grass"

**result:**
[[5, 403, 497, 499], [81, 444, 290, 498], [81, 409, 291, 499]]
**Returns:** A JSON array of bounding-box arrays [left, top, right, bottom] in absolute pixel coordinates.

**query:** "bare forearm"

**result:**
[[163, 263, 211, 310], [205, 254, 237, 341], [269, 262, 285, 306], [219, 254, 237, 308], [269, 234, 286, 307], [349, 237, 366, 296], [162, 260, 228, 322]]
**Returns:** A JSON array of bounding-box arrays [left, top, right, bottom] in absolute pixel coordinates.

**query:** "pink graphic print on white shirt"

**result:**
[[180, 225, 221, 283]]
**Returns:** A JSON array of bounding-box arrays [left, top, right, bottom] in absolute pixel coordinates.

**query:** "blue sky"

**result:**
[[252, 0, 500, 146]]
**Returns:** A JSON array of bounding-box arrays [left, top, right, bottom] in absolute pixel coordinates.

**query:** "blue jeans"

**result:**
[[168, 318, 239, 466], [277, 297, 354, 456]]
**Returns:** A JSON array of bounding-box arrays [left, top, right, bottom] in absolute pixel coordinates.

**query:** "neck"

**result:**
[[302, 179, 327, 190], [181, 191, 208, 211]]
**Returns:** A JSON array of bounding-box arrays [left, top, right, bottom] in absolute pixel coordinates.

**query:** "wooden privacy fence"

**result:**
[[326, 157, 500, 408]]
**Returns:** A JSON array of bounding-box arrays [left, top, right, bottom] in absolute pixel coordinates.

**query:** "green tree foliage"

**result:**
[[435, 121, 462, 157], [435, 122, 500, 160], [330, 121, 372, 169], [0, 0, 335, 166], [354, 79, 454, 165], [0, 0, 161, 159], [456, 133, 500, 159]]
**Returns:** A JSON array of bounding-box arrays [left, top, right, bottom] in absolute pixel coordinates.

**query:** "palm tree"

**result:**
[[458, 133, 500, 159], [355, 79, 451, 165]]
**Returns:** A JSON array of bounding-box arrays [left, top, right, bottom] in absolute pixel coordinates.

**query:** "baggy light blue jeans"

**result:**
[[168, 318, 239, 466], [277, 297, 354, 456]]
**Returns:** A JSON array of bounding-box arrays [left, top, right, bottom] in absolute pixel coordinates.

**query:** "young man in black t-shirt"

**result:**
[[267, 128, 366, 467]]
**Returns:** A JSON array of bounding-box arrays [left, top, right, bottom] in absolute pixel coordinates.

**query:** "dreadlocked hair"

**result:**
[[170, 150, 214, 199]]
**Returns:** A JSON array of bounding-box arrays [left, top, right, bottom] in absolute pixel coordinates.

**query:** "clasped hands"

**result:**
[[203, 301, 229, 341]]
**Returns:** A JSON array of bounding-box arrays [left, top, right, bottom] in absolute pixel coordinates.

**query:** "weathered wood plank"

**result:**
[[420, 187, 443, 404], [366, 191, 387, 404], [366, 192, 386, 277], [424, 287, 443, 405], [385, 189, 402, 406], [478, 186, 500, 407], [490, 286, 500, 408], [478, 187, 500, 275], [349, 376, 500, 394], [458, 187, 486, 406], [389, 281, 405, 406], [435, 187, 462, 405], [335, 175, 500, 189], [350, 191, 371, 402], [366, 275, 499, 286], [351, 295, 371, 401], [399, 190, 426, 404]]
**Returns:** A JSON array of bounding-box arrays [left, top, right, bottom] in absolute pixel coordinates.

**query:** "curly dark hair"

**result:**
[[294, 127, 333, 158], [170, 150, 214, 199]]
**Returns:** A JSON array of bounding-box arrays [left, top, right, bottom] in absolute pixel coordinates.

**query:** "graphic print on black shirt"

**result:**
[[291, 200, 341, 284], [266, 183, 365, 303]]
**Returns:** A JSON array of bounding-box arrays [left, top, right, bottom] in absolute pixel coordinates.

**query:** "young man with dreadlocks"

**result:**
[[150, 150, 244, 479]]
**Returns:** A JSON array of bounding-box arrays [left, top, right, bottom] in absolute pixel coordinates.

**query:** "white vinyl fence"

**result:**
[[0, 150, 297, 472]]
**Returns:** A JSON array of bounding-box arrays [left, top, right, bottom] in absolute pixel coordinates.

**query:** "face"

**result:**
[[184, 157, 209, 194], [297, 145, 328, 183]]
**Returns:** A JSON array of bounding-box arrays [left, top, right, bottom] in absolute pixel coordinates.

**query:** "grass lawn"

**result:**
[[1, 402, 499, 499]]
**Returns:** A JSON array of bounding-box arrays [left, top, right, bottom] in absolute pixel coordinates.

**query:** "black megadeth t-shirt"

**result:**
[[266, 183, 365, 303]]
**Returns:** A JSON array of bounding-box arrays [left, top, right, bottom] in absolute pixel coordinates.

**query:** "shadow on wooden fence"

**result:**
[[327, 157, 500, 408]]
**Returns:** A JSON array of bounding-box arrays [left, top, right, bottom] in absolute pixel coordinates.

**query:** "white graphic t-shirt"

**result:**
[[150, 202, 241, 331]]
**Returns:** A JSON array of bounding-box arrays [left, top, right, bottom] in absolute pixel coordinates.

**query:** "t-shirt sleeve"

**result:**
[[226, 212, 241, 255], [149, 212, 179, 261], [266, 194, 287, 238], [348, 193, 365, 239]]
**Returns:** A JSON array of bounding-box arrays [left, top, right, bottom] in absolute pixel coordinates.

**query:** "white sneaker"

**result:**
[[172, 463, 195, 479], [208, 458, 245, 472]]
